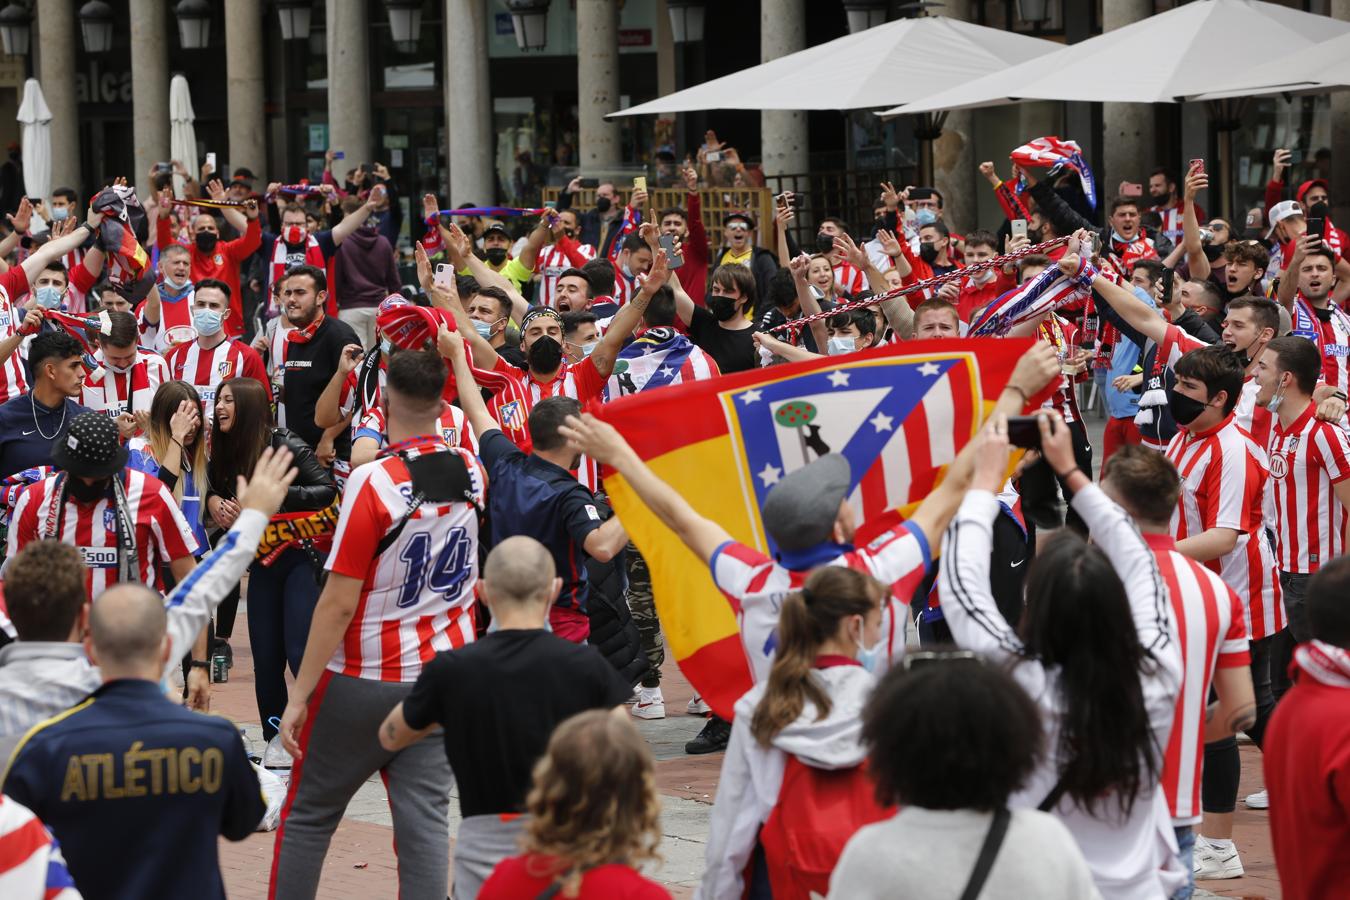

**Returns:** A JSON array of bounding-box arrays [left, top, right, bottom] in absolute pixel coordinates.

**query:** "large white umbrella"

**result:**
[[16, 78, 51, 204], [169, 74, 198, 198], [1189, 31, 1350, 101], [878, 0, 1350, 116], [607, 16, 1059, 117]]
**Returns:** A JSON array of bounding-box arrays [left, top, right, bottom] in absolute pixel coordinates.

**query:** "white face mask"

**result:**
[[1265, 382, 1285, 414], [828, 336, 856, 356]]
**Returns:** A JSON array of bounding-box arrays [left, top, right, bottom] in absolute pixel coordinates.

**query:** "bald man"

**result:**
[[1, 582, 265, 900], [381, 535, 633, 900]]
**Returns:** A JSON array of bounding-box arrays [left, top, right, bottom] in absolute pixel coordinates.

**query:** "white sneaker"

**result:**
[[687, 695, 711, 716], [1245, 789, 1269, 809], [1193, 840, 1245, 880], [632, 687, 666, 720]]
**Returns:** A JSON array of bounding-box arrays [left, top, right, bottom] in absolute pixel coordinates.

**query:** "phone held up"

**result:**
[[1006, 415, 1055, 450], [434, 263, 455, 289], [658, 234, 685, 269], [1010, 218, 1028, 240]]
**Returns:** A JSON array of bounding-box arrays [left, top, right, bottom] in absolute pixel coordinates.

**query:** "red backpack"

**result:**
[[756, 756, 895, 900]]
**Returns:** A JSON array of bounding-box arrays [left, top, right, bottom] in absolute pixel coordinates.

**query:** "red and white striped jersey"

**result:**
[[1266, 402, 1350, 574], [1233, 377, 1274, 449], [7, 469, 197, 599], [1148, 533, 1248, 825], [80, 351, 171, 419], [338, 361, 386, 432], [473, 355, 605, 451], [324, 437, 488, 682], [354, 404, 477, 455], [612, 273, 637, 308], [1291, 296, 1350, 401], [1159, 323, 1209, 369], [164, 338, 271, 422], [1165, 413, 1283, 640], [535, 241, 597, 307], [832, 260, 867, 297], [709, 522, 932, 685], [138, 287, 197, 353], [0, 267, 32, 403]]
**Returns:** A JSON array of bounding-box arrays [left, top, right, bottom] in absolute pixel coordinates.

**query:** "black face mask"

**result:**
[[484, 248, 508, 266], [707, 293, 738, 322], [919, 241, 939, 264], [195, 232, 219, 254], [1148, 191, 1171, 206], [1202, 243, 1225, 262], [815, 232, 835, 254], [68, 477, 110, 503], [1165, 384, 1208, 427], [527, 335, 563, 372], [594, 196, 613, 214]]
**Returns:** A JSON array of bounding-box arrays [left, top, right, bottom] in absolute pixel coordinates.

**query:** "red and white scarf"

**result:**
[[286, 311, 325, 345], [270, 228, 327, 296], [1294, 639, 1350, 688]]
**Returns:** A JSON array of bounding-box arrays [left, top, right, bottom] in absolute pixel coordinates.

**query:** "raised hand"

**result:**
[[7, 196, 32, 233]]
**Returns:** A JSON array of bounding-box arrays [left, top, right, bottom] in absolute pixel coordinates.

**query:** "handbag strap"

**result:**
[[957, 808, 1011, 900]]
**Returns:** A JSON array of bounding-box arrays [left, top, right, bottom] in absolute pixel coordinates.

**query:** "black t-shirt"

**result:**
[[401, 629, 632, 817], [687, 305, 757, 373], [281, 315, 361, 457]]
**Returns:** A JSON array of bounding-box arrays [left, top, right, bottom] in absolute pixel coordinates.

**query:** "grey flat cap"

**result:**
[[762, 453, 851, 552]]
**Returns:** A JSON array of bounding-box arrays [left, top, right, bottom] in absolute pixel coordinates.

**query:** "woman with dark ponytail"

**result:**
[[939, 413, 1185, 900], [700, 566, 893, 900]]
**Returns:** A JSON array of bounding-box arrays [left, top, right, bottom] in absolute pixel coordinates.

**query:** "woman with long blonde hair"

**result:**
[[128, 380, 209, 554], [480, 709, 669, 899]]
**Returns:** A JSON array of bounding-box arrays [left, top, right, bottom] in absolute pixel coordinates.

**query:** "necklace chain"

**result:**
[[31, 393, 67, 441]]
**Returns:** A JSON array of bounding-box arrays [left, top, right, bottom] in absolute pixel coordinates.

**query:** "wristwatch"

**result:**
[[189, 660, 211, 671]]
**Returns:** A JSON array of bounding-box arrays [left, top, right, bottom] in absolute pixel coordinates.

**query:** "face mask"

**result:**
[[50, 206, 69, 221], [707, 294, 738, 322], [283, 225, 307, 245], [35, 285, 63, 309], [380, 338, 393, 355], [484, 247, 508, 266], [162, 276, 190, 293], [621, 262, 634, 281], [854, 619, 885, 674], [473, 318, 495, 340], [1165, 384, 1208, 426], [68, 478, 109, 503], [915, 208, 938, 227], [827, 336, 856, 356], [195, 232, 219, 254], [1266, 384, 1285, 415], [815, 232, 835, 254], [193, 308, 223, 336], [919, 242, 939, 264], [1148, 191, 1170, 206], [594, 196, 612, 214], [527, 335, 563, 372], [578, 341, 597, 358]]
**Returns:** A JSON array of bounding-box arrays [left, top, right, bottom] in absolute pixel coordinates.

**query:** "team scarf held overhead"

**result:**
[[43, 309, 111, 370], [1010, 136, 1098, 211], [967, 254, 1097, 337]]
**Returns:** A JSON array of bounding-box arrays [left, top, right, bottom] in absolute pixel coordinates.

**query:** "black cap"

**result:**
[[51, 412, 128, 480]]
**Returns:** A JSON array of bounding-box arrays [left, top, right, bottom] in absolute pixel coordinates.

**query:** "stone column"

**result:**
[[327, 0, 372, 166], [36, 0, 80, 195], [444, 0, 494, 204], [577, 0, 620, 170], [1101, 0, 1155, 199], [931, 0, 975, 233], [759, 0, 806, 178], [225, 0, 266, 180], [1332, 0, 1350, 227], [129, 0, 170, 198]]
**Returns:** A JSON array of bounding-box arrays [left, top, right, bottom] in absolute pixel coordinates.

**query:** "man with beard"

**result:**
[[659, 165, 708, 298], [157, 188, 261, 336], [1148, 166, 1205, 247], [517, 208, 596, 308], [1278, 242, 1350, 413], [278, 265, 361, 466]]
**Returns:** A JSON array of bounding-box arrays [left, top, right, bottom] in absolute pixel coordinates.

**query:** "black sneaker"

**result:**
[[685, 715, 731, 755]]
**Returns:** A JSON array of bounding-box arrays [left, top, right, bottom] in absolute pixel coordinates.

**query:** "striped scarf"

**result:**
[[1294, 639, 1350, 688]]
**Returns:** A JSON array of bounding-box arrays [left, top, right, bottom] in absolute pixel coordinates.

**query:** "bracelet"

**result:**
[[1054, 467, 1079, 480], [189, 660, 210, 671], [1333, 390, 1348, 402], [1002, 384, 1029, 403]]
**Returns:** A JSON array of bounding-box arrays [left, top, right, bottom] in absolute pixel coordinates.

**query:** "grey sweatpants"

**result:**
[[452, 814, 528, 900], [271, 672, 453, 900]]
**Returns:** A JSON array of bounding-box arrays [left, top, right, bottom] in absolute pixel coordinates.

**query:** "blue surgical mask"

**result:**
[[855, 626, 885, 674], [162, 276, 190, 294], [380, 338, 392, 355], [915, 207, 938, 227], [50, 206, 69, 221], [579, 341, 597, 358], [193, 308, 223, 336], [473, 319, 494, 340], [827, 336, 856, 356], [35, 286, 63, 309]]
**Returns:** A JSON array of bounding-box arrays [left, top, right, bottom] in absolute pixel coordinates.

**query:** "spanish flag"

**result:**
[[596, 338, 1039, 718]]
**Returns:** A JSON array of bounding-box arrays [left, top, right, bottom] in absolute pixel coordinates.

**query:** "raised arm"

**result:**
[[439, 221, 530, 322], [1181, 163, 1210, 279], [1090, 263, 1169, 346], [789, 251, 831, 353], [330, 185, 379, 246], [516, 209, 558, 272], [437, 325, 500, 441], [591, 224, 668, 377], [204, 179, 248, 234], [20, 207, 104, 281], [418, 239, 502, 372]]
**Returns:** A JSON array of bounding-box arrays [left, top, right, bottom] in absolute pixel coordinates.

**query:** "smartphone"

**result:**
[[154, 162, 172, 174], [578, 177, 599, 189], [205, 152, 217, 173], [705, 150, 722, 163], [434, 263, 454, 288], [633, 176, 647, 193], [1007, 415, 1053, 449], [658, 234, 684, 269], [1120, 182, 1143, 197], [1011, 218, 1028, 240], [543, 200, 557, 209], [1159, 266, 1175, 302], [1189, 158, 1205, 175], [332, 150, 345, 160], [1308, 216, 1326, 240], [1287, 149, 1303, 165]]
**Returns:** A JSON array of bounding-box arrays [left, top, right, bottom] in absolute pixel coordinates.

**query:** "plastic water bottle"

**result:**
[[263, 717, 293, 786]]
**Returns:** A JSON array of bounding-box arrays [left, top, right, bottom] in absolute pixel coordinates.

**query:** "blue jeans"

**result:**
[[1171, 825, 1195, 900], [247, 548, 322, 740]]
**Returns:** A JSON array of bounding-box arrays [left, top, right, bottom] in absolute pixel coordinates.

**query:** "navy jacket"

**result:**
[[1, 679, 264, 900], [0, 393, 90, 480]]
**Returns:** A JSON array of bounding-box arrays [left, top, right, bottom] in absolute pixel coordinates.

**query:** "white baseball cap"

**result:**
[[1267, 200, 1304, 237]]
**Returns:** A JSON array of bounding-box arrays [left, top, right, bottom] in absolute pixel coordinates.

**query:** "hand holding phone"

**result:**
[[205, 152, 217, 173], [1119, 182, 1143, 198], [658, 233, 684, 269], [1011, 219, 1028, 240], [633, 176, 647, 193], [1189, 158, 1205, 176], [1007, 415, 1053, 449], [434, 263, 455, 288]]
